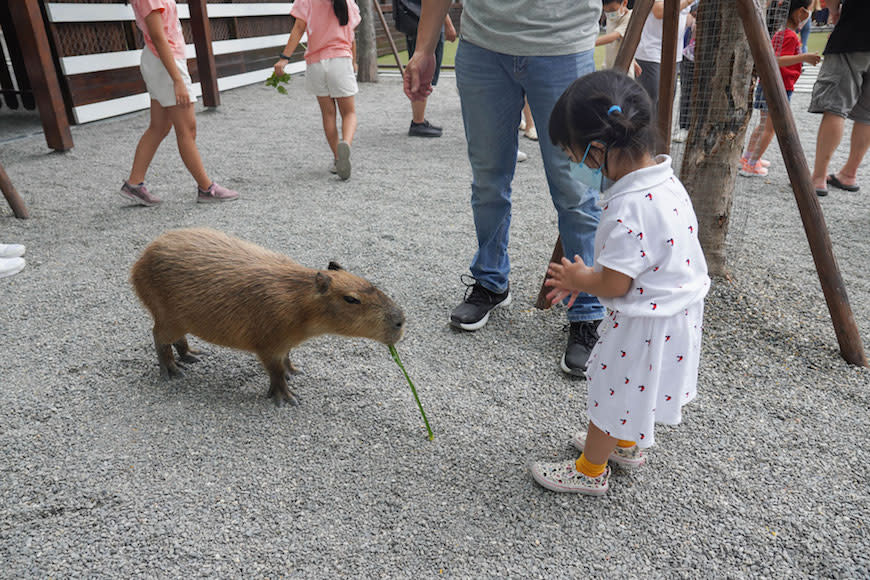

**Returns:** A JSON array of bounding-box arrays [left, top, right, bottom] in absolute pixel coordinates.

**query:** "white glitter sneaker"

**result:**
[[571, 431, 646, 468], [528, 460, 610, 495]]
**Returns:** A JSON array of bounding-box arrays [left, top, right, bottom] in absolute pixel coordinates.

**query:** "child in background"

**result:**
[[596, 0, 639, 78], [528, 70, 710, 496], [275, 0, 361, 180], [740, 0, 820, 177], [122, 0, 238, 206]]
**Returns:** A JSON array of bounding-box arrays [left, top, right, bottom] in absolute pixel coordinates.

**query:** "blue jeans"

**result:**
[[455, 39, 604, 322]]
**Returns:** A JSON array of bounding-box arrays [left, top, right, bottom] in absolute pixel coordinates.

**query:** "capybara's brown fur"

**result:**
[[130, 228, 405, 405]]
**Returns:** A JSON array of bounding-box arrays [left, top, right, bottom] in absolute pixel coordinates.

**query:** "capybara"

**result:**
[[130, 227, 405, 406]]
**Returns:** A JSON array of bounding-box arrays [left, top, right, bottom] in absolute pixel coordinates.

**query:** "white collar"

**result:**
[[600, 155, 675, 204]]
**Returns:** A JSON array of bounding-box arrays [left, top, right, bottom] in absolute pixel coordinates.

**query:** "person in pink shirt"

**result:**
[[275, 0, 361, 180], [121, 0, 238, 206]]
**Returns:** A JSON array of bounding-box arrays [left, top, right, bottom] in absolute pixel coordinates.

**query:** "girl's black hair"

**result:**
[[333, 0, 349, 26], [765, 0, 810, 35], [549, 69, 655, 163]]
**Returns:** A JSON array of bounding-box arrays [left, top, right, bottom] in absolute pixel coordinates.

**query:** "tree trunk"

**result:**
[[679, 0, 756, 277], [356, 0, 378, 83]]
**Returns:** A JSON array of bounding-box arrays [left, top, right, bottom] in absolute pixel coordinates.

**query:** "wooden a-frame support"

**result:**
[[534, 0, 867, 367]]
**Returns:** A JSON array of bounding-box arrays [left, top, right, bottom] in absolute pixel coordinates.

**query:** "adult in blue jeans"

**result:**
[[404, 0, 605, 375]]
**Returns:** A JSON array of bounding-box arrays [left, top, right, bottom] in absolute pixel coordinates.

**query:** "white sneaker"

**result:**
[[519, 119, 527, 132], [673, 129, 688, 143], [523, 126, 538, 141], [0, 243, 25, 258], [517, 150, 528, 163], [329, 160, 338, 174], [0, 257, 25, 279]]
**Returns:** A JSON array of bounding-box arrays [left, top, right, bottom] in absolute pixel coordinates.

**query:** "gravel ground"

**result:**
[[0, 75, 868, 578]]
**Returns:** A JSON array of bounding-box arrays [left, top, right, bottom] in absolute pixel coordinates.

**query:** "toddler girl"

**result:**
[[529, 70, 710, 496], [122, 0, 238, 206], [275, 0, 361, 180], [740, 0, 821, 177]]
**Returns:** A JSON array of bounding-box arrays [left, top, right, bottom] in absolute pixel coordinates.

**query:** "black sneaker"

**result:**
[[409, 120, 443, 138], [449, 277, 511, 331], [561, 320, 602, 376]]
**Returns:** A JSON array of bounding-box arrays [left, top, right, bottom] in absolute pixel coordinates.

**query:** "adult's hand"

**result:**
[[404, 52, 436, 102]]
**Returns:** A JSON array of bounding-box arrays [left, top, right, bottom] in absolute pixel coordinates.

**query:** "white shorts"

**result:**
[[305, 57, 358, 98], [140, 47, 196, 108]]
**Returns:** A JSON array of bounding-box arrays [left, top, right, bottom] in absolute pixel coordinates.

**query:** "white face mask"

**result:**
[[604, 9, 622, 21]]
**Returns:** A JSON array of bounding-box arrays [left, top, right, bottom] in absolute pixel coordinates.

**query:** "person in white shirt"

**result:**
[[529, 70, 710, 496], [634, 0, 693, 103]]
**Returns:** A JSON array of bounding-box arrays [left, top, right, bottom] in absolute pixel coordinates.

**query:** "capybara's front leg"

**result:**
[[283, 352, 302, 379], [263, 356, 300, 407], [154, 331, 184, 379], [173, 336, 204, 364]]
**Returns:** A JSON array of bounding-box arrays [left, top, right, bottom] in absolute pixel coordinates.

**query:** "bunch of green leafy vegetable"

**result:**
[[265, 72, 291, 94]]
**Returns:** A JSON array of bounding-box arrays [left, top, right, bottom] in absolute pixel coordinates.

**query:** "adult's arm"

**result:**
[[404, 0, 452, 101]]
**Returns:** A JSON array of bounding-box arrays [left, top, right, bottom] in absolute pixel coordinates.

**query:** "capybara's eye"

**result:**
[[343, 295, 361, 304]]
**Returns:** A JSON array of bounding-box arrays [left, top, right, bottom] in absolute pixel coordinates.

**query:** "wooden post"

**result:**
[[735, 0, 867, 367], [534, 0, 655, 310], [657, 0, 680, 155], [372, 0, 404, 77], [7, 0, 72, 151], [188, 0, 219, 107], [0, 161, 29, 219]]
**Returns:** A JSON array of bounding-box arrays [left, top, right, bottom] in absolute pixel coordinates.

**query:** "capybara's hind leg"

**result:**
[[262, 356, 300, 407], [174, 336, 204, 364], [153, 327, 184, 379]]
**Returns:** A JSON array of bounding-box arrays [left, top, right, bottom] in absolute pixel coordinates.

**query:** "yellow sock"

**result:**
[[575, 453, 607, 478], [617, 439, 636, 448]]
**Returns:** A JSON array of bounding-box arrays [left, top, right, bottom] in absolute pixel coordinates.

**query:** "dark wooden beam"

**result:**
[[656, 0, 680, 155], [188, 0, 219, 107], [0, 160, 30, 219], [7, 0, 72, 151], [736, 0, 867, 367]]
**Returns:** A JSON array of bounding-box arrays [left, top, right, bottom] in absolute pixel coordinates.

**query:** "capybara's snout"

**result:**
[[385, 305, 406, 346]]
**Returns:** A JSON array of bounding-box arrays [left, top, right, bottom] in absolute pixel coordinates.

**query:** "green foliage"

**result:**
[[265, 72, 291, 95]]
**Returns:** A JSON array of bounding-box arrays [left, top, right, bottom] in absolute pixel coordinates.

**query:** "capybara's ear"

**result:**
[[327, 261, 343, 271], [314, 271, 331, 294]]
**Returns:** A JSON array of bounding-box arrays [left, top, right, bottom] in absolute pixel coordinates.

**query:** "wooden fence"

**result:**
[[0, 0, 417, 129]]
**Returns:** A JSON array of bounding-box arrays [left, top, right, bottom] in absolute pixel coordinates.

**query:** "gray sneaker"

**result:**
[[197, 182, 239, 203], [335, 141, 351, 180], [120, 181, 161, 206]]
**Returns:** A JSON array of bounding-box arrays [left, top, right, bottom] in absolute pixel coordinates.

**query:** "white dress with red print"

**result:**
[[585, 155, 710, 448]]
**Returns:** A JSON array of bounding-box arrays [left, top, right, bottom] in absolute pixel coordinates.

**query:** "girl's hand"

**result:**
[[545, 254, 592, 308], [173, 78, 190, 106], [274, 59, 287, 77], [804, 52, 822, 66]]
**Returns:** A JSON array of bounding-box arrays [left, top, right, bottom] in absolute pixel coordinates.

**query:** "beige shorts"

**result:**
[[305, 57, 358, 98], [140, 47, 196, 108]]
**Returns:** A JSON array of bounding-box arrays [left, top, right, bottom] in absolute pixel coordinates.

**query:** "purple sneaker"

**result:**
[[197, 182, 239, 203], [120, 181, 161, 206]]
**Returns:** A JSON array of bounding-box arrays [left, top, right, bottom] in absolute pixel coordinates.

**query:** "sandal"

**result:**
[[827, 174, 859, 192]]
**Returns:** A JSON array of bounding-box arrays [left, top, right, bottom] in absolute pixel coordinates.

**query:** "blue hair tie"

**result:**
[[607, 105, 622, 116]]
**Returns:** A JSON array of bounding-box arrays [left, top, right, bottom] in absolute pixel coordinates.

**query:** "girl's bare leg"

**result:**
[[317, 96, 340, 157], [167, 102, 211, 190], [128, 100, 172, 184], [336, 95, 357, 146]]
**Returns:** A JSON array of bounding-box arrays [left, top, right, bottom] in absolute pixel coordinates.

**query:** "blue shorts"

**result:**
[[753, 83, 793, 111]]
